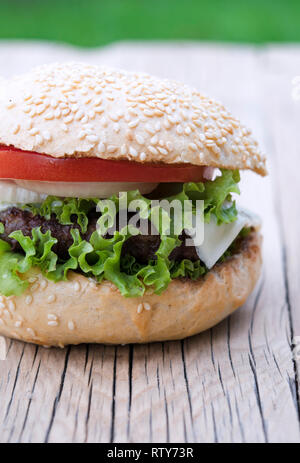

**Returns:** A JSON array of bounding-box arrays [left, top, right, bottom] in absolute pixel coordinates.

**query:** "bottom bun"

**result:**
[[0, 231, 262, 347]]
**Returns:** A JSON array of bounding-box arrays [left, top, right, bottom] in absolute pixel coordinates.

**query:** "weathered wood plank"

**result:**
[[259, 48, 300, 425], [0, 42, 299, 443]]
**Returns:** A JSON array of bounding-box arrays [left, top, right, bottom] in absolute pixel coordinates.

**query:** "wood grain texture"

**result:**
[[0, 41, 299, 443]]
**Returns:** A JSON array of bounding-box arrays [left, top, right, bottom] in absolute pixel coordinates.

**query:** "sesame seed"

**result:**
[[94, 97, 102, 106], [75, 110, 84, 121], [129, 146, 138, 157], [136, 134, 145, 145], [78, 130, 87, 140], [64, 115, 74, 124], [43, 131, 52, 141], [98, 142, 106, 153], [101, 116, 108, 127], [26, 327, 36, 337], [25, 295, 33, 305], [47, 313, 58, 320], [113, 123, 120, 133], [188, 143, 198, 152], [128, 108, 138, 117], [12, 124, 20, 135], [144, 109, 154, 117], [47, 321, 58, 327], [28, 127, 39, 136], [15, 321, 22, 328], [47, 294, 56, 303], [145, 124, 155, 135], [8, 300, 16, 312], [35, 135, 43, 145], [166, 141, 173, 151], [36, 104, 46, 115], [137, 303, 143, 314], [148, 146, 158, 155], [121, 144, 127, 155], [107, 145, 118, 153], [50, 99, 58, 108], [86, 134, 99, 143], [128, 118, 139, 128], [68, 95, 77, 103], [68, 320, 75, 331], [157, 147, 168, 155], [73, 282, 81, 292], [44, 111, 54, 120]]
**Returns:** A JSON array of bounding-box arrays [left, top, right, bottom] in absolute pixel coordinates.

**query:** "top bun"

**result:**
[[0, 62, 266, 175]]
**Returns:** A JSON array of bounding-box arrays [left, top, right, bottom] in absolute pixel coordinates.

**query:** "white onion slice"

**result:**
[[14, 180, 158, 199], [203, 167, 222, 181], [0, 180, 47, 203]]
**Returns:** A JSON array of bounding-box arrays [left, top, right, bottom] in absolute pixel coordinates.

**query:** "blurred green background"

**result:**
[[0, 0, 299, 47]]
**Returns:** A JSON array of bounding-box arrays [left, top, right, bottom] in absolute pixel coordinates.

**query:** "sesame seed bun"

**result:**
[[0, 231, 262, 347], [0, 62, 266, 175]]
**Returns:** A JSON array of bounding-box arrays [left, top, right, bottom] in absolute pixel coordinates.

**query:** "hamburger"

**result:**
[[0, 63, 266, 347]]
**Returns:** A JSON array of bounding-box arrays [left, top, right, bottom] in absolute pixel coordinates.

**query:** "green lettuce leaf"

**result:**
[[170, 259, 206, 280], [24, 197, 98, 233], [0, 240, 28, 296]]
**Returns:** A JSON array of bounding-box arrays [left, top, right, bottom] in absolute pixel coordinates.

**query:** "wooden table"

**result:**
[[0, 41, 300, 443]]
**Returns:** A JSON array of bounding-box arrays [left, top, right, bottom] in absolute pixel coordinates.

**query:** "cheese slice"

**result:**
[[194, 208, 260, 269]]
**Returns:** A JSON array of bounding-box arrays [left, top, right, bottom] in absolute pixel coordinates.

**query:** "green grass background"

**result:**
[[0, 0, 299, 46]]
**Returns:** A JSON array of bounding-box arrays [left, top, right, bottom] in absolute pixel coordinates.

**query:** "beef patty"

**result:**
[[0, 207, 199, 263]]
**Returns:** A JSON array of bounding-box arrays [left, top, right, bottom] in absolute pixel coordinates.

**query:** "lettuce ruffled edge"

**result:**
[[0, 169, 241, 297]]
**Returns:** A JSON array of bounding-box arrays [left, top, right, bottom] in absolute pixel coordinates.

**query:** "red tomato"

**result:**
[[0, 146, 205, 182]]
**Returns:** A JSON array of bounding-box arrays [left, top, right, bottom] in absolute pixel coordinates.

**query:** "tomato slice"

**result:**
[[0, 146, 205, 183]]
